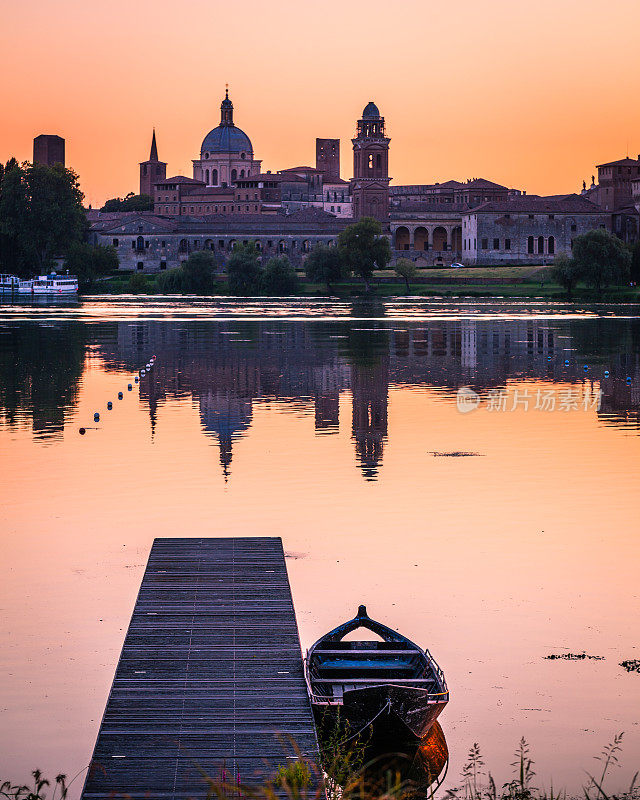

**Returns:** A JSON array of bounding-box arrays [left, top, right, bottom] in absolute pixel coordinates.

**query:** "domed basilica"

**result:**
[[192, 89, 261, 188]]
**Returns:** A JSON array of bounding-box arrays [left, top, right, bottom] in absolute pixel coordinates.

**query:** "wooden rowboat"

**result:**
[[305, 605, 449, 748]]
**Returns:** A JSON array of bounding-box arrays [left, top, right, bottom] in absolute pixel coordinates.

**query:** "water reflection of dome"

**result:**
[[198, 392, 253, 479]]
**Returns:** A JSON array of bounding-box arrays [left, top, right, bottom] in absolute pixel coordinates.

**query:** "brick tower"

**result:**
[[139, 129, 167, 197], [350, 102, 390, 222], [316, 138, 340, 181], [33, 135, 65, 166]]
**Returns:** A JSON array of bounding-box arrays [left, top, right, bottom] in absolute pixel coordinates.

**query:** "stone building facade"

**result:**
[[390, 204, 465, 263], [460, 196, 609, 265], [88, 208, 349, 272]]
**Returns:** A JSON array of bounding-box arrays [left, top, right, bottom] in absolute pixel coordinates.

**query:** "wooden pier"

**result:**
[[81, 537, 320, 800]]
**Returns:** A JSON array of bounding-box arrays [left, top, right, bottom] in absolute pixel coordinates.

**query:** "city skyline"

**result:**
[[1, 0, 639, 207]]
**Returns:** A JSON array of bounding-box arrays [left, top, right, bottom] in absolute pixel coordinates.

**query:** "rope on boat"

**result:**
[[340, 698, 392, 745]]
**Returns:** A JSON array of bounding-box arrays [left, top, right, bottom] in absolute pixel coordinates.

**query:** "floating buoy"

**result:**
[[564, 360, 569, 366], [128, 384, 132, 391], [134, 376, 139, 383], [583, 365, 589, 371], [79, 427, 86, 435], [107, 401, 113, 410], [604, 370, 610, 378], [118, 391, 123, 400], [141, 370, 145, 377], [547, 356, 552, 362], [627, 377, 632, 384], [94, 412, 100, 422]]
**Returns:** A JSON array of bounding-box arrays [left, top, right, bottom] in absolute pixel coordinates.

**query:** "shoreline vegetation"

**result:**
[[3, 735, 639, 800], [88, 264, 640, 303]]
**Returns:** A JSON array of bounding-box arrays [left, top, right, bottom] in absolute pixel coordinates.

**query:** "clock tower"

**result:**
[[350, 102, 390, 223]]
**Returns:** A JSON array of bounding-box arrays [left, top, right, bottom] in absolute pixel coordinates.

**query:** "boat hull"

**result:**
[[313, 684, 447, 748]]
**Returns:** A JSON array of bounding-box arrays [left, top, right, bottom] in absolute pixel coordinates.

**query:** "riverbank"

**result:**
[[92, 264, 640, 302]]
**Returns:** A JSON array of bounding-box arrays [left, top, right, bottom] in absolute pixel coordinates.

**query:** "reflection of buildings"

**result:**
[[199, 391, 253, 479], [352, 359, 389, 480], [93, 317, 640, 479]]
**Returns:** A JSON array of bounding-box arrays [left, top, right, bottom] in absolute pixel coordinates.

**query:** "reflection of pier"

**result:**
[[89, 318, 640, 479]]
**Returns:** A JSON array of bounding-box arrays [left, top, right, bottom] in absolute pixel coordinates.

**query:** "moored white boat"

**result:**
[[0, 274, 20, 291], [18, 273, 78, 295]]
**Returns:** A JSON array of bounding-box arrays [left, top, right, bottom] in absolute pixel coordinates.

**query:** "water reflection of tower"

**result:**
[[198, 391, 253, 480], [351, 357, 389, 480]]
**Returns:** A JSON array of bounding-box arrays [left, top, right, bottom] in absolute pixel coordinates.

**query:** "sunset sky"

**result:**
[[1, 0, 639, 207]]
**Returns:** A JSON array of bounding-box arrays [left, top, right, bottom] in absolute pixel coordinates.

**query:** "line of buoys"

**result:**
[[83, 356, 157, 434]]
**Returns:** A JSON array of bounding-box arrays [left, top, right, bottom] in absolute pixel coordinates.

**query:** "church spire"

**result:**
[[149, 128, 158, 162], [220, 86, 234, 126]]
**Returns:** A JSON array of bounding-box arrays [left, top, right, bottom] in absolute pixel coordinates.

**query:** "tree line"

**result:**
[[0, 159, 117, 288], [552, 228, 638, 297]]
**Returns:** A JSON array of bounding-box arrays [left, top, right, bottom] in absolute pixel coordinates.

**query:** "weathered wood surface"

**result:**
[[81, 537, 320, 800]]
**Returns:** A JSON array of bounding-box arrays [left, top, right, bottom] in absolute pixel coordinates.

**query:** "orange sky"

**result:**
[[1, 0, 639, 207]]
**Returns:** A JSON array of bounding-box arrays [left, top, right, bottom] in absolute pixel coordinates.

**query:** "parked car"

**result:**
[[451, 262, 465, 269]]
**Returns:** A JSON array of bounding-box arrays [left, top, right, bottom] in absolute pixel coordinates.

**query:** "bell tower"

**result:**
[[350, 102, 390, 223], [139, 129, 167, 197]]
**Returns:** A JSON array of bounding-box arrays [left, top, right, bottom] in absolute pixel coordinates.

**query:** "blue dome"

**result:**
[[362, 101, 381, 119], [201, 125, 253, 155]]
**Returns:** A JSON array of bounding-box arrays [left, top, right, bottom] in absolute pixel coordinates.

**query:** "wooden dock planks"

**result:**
[[81, 537, 320, 800]]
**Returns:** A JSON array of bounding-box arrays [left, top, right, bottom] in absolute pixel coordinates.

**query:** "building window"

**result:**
[[505, 238, 511, 250], [548, 214, 555, 220], [571, 223, 577, 232], [528, 214, 534, 220], [527, 236, 534, 254], [493, 238, 499, 249], [137, 262, 144, 271], [538, 236, 544, 254], [112, 238, 119, 247], [548, 236, 555, 255], [219, 240, 224, 249], [160, 261, 167, 270], [481, 238, 488, 250]]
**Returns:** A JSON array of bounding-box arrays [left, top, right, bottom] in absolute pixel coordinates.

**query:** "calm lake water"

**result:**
[[1, 297, 639, 796]]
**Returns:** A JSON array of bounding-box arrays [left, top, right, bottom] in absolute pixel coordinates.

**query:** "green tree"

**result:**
[[304, 244, 345, 292], [128, 272, 150, 293], [393, 257, 417, 293], [571, 228, 631, 294], [0, 161, 86, 275], [261, 255, 298, 295], [156, 267, 184, 293], [227, 242, 262, 295], [630, 241, 640, 285], [181, 250, 217, 294], [338, 217, 391, 292], [0, 159, 30, 275], [101, 192, 153, 212], [64, 242, 119, 292], [551, 252, 581, 300]]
